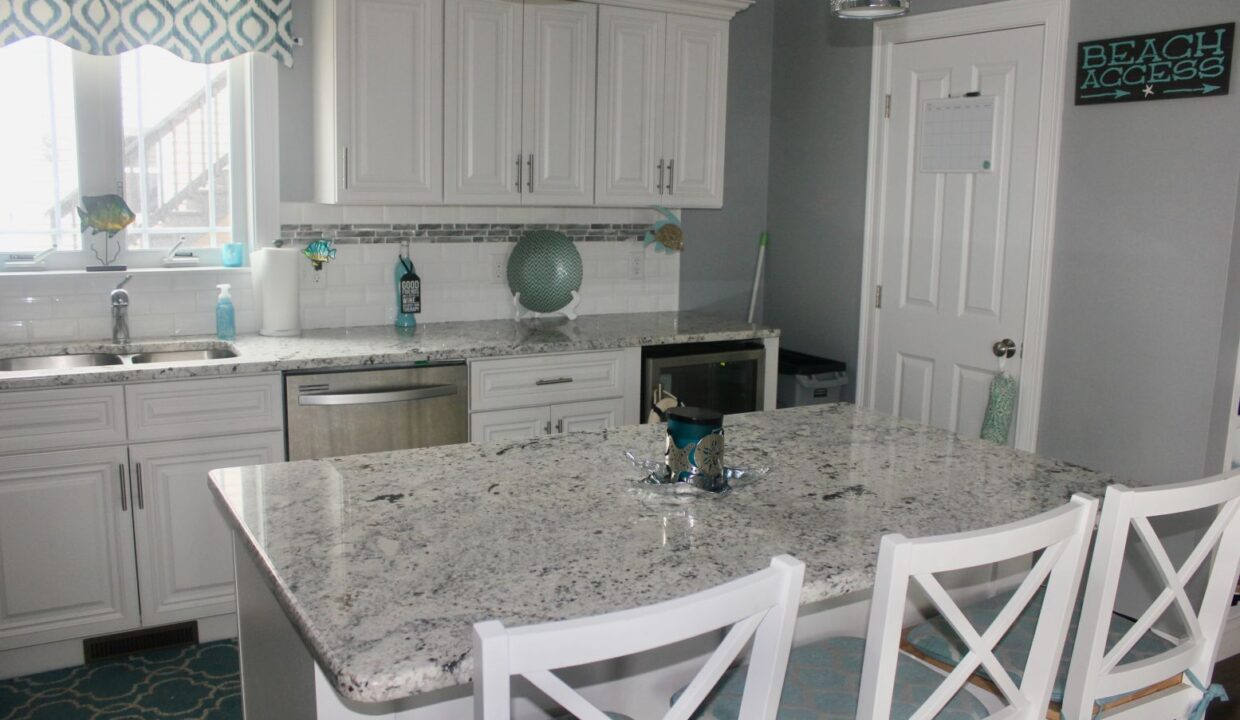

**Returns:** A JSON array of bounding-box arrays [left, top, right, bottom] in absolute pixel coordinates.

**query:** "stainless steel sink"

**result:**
[[129, 348, 238, 364], [0, 353, 126, 371]]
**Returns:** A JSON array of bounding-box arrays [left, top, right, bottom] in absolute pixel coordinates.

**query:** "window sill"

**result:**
[[0, 265, 251, 278]]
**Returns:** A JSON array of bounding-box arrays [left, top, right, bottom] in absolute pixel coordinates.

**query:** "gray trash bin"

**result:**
[[777, 349, 848, 408]]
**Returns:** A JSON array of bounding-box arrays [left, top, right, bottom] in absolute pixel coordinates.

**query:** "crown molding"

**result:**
[[579, 0, 754, 20]]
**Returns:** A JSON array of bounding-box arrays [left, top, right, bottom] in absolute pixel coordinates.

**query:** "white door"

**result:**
[[662, 14, 727, 208], [471, 406, 552, 442], [336, 0, 444, 204], [521, 0, 596, 205], [445, 0, 523, 204], [0, 447, 139, 650], [595, 6, 665, 206], [129, 433, 284, 628], [551, 398, 625, 434], [869, 25, 1044, 439]]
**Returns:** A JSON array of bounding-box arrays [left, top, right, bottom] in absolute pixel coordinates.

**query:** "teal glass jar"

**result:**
[[665, 407, 725, 488]]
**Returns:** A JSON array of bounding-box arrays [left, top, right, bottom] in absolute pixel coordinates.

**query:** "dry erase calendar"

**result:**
[[918, 96, 998, 174]]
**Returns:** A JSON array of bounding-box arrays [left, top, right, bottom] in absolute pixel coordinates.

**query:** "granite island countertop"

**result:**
[[208, 403, 1112, 705], [0, 311, 776, 390]]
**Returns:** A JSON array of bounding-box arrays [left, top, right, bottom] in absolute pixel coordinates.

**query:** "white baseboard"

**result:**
[[0, 636, 84, 680]]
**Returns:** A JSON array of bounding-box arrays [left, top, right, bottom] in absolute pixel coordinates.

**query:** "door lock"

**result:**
[[992, 339, 1017, 359]]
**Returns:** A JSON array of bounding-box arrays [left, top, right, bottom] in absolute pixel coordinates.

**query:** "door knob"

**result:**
[[992, 339, 1016, 359]]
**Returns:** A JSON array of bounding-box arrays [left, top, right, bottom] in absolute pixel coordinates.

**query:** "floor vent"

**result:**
[[83, 621, 199, 663]]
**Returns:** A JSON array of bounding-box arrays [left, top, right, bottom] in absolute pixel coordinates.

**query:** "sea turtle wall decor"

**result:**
[[643, 206, 683, 254]]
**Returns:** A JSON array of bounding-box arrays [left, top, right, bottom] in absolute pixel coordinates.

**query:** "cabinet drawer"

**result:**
[[470, 351, 625, 411], [0, 386, 127, 455], [125, 375, 283, 443]]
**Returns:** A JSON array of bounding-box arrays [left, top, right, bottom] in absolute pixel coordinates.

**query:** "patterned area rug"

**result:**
[[0, 640, 240, 720]]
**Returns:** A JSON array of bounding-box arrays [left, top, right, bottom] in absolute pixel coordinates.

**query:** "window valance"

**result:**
[[0, 0, 294, 66]]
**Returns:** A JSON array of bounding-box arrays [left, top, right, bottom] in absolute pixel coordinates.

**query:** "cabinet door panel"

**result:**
[[595, 6, 665, 206], [471, 407, 551, 443], [445, 0, 523, 205], [342, 0, 444, 203], [0, 447, 138, 650], [129, 433, 285, 627], [551, 398, 624, 434], [664, 14, 728, 208], [522, 0, 596, 205]]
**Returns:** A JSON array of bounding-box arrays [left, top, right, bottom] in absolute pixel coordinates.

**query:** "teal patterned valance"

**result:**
[[0, 0, 294, 67]]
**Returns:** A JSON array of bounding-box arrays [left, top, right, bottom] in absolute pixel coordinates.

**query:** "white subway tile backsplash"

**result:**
[[0, 232, 679, 343]]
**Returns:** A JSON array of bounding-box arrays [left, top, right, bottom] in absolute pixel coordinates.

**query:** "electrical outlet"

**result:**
[[490, 254, 507, 283], [627, 251, 645, 281]]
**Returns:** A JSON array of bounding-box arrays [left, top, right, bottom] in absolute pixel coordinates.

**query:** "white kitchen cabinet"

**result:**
[[0, 375, 285, 672], [471, 406, 551, 442], [314, 0, 444, 204], [0, 447, 139, 651], [471, 397, 625, 441], [445, 0, 596, 205], [468, 349, 638, 441], [551, 397, 625, 433], [596, 6, 728, 208], [129, 433, 284, 628]]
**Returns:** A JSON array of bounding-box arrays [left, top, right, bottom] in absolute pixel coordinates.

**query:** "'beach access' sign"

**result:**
[[1075, 23, 1234, 106]]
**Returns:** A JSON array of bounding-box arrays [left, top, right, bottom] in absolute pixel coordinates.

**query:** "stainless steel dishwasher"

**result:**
[[285, 363, 468, 461]]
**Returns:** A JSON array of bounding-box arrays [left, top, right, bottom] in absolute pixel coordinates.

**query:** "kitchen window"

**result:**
[[0, 37, 271, 269]]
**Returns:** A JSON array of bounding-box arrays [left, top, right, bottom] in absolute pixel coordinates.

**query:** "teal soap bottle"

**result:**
[[395, 241, 420, 329], [215, 283, 236, 341]]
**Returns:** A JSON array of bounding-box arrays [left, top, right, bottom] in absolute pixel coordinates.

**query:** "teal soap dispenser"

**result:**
[[395, 241, 420, 329], [215, 283, 236, 341]]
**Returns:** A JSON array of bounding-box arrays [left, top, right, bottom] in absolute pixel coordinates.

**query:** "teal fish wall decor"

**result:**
[[643, 206, 683, 254], [303, 239, 337, 270], [77, 194, 135, 238]]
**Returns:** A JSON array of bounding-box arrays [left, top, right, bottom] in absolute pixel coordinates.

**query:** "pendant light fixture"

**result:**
[[831, 0, 909, 19]]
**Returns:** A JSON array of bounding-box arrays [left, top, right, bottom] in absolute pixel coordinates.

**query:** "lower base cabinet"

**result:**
[[471, 397, 625, 442], [0, 447, 139, 650], [0, 431, 283, 653], [130, 432, 284, 629]]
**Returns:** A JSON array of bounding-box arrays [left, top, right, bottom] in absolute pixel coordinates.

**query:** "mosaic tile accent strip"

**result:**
[[279, 223, 649, 244], [0, 640, 240, 720]]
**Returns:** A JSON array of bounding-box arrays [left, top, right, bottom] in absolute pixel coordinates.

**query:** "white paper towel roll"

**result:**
[[251, 248, 301, 337]]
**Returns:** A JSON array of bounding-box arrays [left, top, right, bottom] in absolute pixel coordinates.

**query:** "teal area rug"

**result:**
[[0, 640, 240, 719]]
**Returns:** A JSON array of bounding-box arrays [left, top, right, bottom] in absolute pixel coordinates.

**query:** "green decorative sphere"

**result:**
[[506, 231, 583, 313]]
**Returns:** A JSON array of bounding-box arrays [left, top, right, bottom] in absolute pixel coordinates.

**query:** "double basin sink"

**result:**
[[0, 342, 238, 372]]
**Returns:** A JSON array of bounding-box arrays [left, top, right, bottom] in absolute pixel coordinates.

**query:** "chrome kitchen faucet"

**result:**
[[111, 274, 133, 344]]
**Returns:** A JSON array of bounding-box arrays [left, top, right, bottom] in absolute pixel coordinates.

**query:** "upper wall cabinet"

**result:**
[[313, 0, 445, 205], [596, 6, 728, 208], [444, 0, 597, 206]]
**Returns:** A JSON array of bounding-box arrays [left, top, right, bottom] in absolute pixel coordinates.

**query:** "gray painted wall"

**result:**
[[762, 0, 1240, 482], [1037, 0, 1240, 484], [676, 0, 775, 321], [1206, 171, 1240, 474], [280, 1, 314, 202]]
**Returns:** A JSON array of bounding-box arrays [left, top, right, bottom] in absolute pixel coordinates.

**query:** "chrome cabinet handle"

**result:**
[[343, 146, 349, 190], [299, 384, 458, 406], [135, 462, 145, 510], [534, 377, 573, 386], [657, 159, 665, 195], [555, 419, 563, 433], [516, 154, 523, 192], [527, 154, 534, 193], [543, 421, 552, 434], [666, 159, 674, 195], [118, 464, 128, 512]]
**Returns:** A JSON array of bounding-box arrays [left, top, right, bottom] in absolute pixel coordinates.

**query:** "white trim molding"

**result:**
[[578, 0, 753, 21], [855, 0, 1071, 453]]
